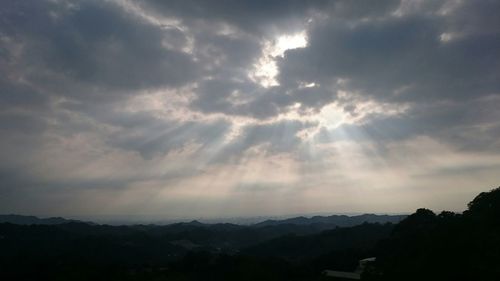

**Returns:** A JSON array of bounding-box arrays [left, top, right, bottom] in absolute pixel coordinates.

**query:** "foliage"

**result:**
[[365, 187, 500, 281]]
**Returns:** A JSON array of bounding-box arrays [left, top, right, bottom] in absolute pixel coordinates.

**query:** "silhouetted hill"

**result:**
[[254, 214, 406, 228], [244, 222, 394, 260], [0, 215, 399, 280], [0, 214, 88, 225], [0, 220, 392, 281], [1, 187, 499, 280]]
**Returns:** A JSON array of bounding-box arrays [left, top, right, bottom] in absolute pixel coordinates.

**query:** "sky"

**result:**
[[1, 0, 500, 220]]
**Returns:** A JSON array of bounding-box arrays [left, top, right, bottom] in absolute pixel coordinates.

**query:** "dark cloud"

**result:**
[[325, 0, 400, 19], [2, 0, 499, 155], [192, 31, 262, 74], [1, 0, 198, 104], [140, 0, 327, 35], [0, 77, 48, 110], [279, 14, 500, 103]]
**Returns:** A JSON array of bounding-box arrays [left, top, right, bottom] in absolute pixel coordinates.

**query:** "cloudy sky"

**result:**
[[1, 0, 500, 220]]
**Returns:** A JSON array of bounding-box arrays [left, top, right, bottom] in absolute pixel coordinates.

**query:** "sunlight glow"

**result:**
[[273, 33, 308, 57], [250, 32, 308, 87], [318, 104, 346, 129]]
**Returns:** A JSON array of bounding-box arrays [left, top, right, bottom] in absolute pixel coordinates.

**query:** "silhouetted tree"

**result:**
[[366, 186, 500, 281]]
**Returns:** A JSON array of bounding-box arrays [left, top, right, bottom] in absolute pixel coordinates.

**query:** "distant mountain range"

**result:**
[[0, 214, 87, 225], [1, 188, 498, 280], [0, 213, 406, 227], [253, 214, 407, 228], [0, 214, 403, 268]]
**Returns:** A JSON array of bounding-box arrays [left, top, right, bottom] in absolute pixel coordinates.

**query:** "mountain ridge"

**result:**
[[253, 213, 407, 227], [0, 214, 91, 225], [0, 213, 407, 227]]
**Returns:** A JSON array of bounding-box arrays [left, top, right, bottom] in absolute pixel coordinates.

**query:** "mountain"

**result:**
[[0, 214, 87, 225], [0, 219, 393, 281], [253, 214, 407, 227], [243, 222, 394, 260], [1, 187, 499, 281], [0, 215, 401, 262]]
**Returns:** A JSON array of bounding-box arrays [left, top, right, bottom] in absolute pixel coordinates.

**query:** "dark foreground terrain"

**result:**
[[1, 187, 499, 280]]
